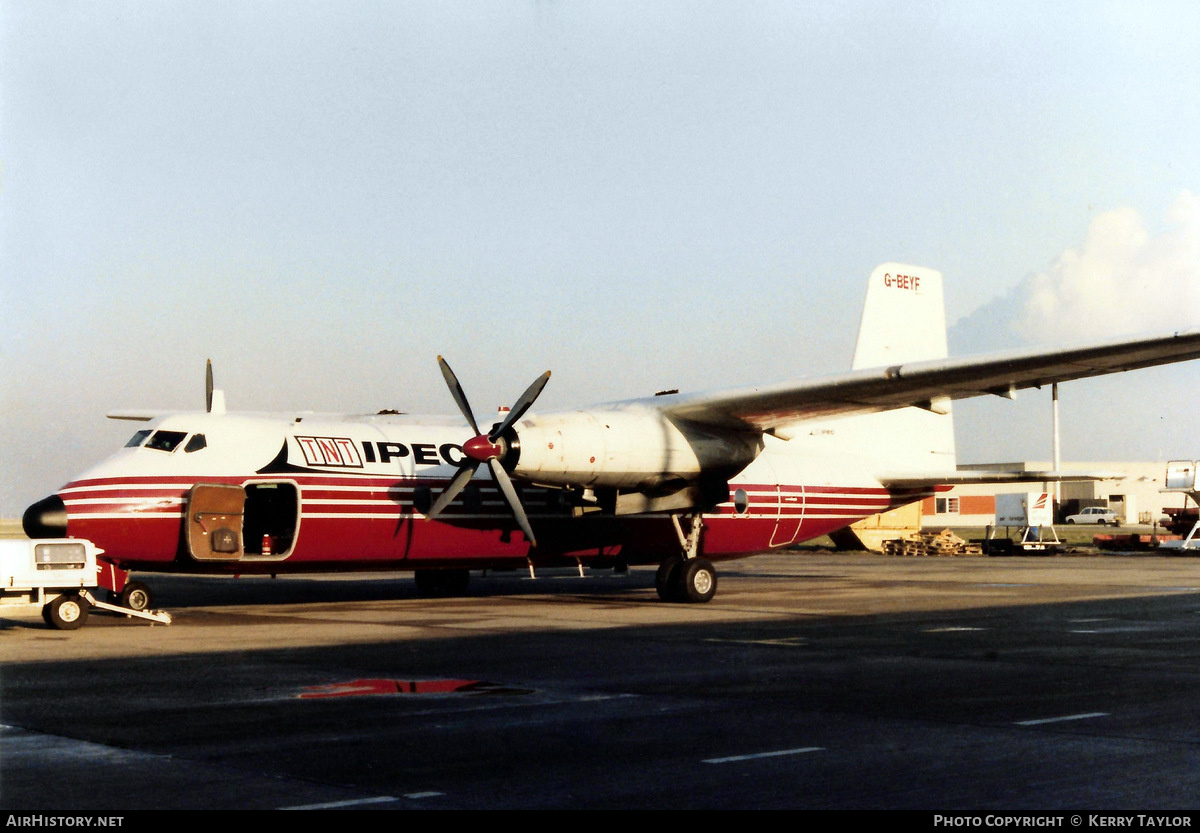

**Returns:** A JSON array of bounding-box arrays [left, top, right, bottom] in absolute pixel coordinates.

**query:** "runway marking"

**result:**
[[281, 796, 397, 810], [1015, 712, 1108, 726], [705, 637, 809, 647], [1069, 627, 1153, 634], [923, 626, 986, 632], [703, 746, 823, 764]]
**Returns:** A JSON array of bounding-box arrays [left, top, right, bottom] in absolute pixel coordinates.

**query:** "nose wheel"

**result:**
[[119, 581, 153, 612]]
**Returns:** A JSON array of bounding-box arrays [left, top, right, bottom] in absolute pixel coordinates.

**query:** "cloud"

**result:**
[[1015, 191, 1200, 341]]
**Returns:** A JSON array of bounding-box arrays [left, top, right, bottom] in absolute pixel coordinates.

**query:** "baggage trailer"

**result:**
[[0, 538, 171, 629], [988, 492, 1062, 554]]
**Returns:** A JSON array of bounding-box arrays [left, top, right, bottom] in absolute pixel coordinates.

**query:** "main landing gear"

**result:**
[[413, 568, 471, 597], [656, 513, 718, 603]]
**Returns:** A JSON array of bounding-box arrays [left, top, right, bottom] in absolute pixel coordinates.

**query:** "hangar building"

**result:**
[[919, 461, 1189, 528]]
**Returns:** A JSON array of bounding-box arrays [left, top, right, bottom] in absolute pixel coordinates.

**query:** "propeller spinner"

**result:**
[[428, 356, 550, 547]]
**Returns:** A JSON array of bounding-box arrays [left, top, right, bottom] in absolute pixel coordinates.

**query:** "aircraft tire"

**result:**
[[681, 558, 717, 604], [120, 581, 153, 612], [46, 594, 89, 630], [656, 558, 684, 602], [441, 569, 470, 595], [414, 569, 470, 597]]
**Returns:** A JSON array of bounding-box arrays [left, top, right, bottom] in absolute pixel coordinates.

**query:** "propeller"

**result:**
[[428, 356, 550, 547]]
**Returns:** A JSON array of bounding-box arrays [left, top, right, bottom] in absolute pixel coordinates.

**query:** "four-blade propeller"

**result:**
[[427, 356, 550, 547]]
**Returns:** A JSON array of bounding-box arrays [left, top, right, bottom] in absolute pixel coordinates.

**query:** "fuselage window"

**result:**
[[125, 429, 152, 448], [184, 434, 207, 453], [734, 488, 749, 515], [145, 430, 187, 452]]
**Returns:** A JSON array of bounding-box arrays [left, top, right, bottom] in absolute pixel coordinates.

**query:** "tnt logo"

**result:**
[[296, 436, 363, 468]]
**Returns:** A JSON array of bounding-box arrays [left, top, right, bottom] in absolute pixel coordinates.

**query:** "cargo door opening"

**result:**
[[243, 481, 299, 558]]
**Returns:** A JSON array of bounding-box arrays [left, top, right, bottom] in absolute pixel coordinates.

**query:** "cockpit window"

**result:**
[[145, 430, 187, 452], [184, 434, 207, 453], [125, 430, 152, 448]]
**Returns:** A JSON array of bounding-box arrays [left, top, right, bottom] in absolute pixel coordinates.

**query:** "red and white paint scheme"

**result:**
[[23, 264, 1200, 604]]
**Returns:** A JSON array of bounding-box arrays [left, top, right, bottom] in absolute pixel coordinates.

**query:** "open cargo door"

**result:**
[[187, 484, 246, 561]]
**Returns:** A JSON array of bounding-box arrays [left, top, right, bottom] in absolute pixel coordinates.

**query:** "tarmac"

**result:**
[[4, 549, 1200, 811]]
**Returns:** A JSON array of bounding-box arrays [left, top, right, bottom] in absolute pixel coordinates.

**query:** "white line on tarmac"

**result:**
[[1015, 712, 1108, 726], [923, 626, 987, 632], [280, 796, 398, 810], [703, 746, 823, 764]]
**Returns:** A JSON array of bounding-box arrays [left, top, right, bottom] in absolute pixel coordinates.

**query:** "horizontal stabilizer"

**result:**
[[879, 470, 1123, 490]]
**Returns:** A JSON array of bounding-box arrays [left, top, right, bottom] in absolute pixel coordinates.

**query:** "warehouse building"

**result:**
[[918, 461, 1189, 528]]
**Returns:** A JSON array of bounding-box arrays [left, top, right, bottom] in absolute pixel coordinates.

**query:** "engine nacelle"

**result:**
[[509, 405, 762, 491]]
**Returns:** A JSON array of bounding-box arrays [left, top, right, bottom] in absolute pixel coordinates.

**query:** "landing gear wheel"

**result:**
[[656, 557, 684, 602], [46, 594, 89, 630], [120, 581, 152, 612], [681, 558, 717, 603], [414, 569, 470, 597]]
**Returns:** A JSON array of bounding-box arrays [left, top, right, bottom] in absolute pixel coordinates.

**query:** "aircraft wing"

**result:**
[[656, 328, 1200, 435]]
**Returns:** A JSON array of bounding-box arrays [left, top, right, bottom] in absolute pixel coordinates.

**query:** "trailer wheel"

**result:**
[[120, 581, 152, 612], [46, 594, 89, 630]]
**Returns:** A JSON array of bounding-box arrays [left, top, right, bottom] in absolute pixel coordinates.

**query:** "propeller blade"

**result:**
[[488, 458, 537, 548], [489, 370, 551, 442], [205, 359, 214, 413], [427, 462, 479, 520], [437, 355, 481, 436]]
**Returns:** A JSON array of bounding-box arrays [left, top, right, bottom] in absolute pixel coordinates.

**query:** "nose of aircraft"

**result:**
[[23, 494, 68, 538]]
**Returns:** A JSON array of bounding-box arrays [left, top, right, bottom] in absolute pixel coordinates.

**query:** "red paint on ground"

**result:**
[[300, 678, 481, 698]]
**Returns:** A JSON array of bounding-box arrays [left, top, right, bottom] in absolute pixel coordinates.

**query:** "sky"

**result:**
[[2, 1, 1199, 516]]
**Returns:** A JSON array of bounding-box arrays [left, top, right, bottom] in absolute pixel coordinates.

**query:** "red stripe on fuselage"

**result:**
[[57, 475, 897, 571]]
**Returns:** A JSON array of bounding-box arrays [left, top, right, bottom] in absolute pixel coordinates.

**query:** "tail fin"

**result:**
[[852, 264, 947, 369], [851, 263, 956, 475]]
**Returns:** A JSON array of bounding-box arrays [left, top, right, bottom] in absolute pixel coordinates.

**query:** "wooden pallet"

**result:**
[[882, 529, 983, 557]]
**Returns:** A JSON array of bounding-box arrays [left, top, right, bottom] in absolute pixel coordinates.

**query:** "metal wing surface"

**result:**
[[655, 328, 1200, 435]]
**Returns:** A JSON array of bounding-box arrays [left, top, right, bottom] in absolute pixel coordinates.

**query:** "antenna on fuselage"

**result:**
[[205, 359, 214, 412], [205, 359, 226, 416]]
